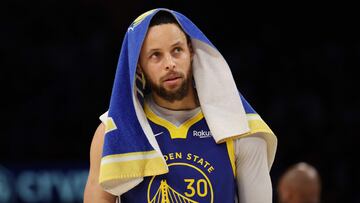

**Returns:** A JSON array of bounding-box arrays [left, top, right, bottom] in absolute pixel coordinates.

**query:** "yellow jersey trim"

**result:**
[[226, 139, 236, 177], [144, 103, 204, 139]]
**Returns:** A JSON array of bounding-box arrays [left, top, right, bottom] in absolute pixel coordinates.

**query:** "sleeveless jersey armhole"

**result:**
[[226, 139, 236, 177]]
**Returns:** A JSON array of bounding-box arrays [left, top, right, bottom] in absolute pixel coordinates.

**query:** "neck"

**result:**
[[151, 87, 199, 111]]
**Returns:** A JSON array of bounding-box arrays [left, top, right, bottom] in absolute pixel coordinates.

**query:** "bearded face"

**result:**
[[138, 23, 194, 103]]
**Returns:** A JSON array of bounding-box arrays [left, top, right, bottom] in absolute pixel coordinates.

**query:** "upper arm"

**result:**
[[234, 134, 272, 203], [83, 123, 117, 203]]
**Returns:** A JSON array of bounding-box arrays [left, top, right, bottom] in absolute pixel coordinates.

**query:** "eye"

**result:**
[[173, 47, 182, 53], [150, 52, 160, 59]]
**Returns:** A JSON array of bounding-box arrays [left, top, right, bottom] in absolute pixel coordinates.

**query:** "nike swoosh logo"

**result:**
[[154, 132, 164, 137]]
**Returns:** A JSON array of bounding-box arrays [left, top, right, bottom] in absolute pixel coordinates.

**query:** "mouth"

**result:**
[[162, 73, 182, 87], [164, 76, 181, 82], [163, 73, 182, 82]]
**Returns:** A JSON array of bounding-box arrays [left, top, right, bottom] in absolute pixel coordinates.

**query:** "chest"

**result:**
[[121, 119, 236, 203]]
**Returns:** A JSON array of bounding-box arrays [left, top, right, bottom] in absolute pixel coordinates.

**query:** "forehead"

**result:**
[[142, 23, 187, 50]]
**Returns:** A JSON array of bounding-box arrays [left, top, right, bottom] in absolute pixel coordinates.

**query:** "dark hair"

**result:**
[[149, 11, 191, 44]]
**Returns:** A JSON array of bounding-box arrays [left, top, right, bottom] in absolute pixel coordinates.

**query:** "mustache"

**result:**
[[161, 71, 184, 82]]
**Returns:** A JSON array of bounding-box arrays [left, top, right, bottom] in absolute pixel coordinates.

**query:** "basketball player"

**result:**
[[84, 9, 277, 203]]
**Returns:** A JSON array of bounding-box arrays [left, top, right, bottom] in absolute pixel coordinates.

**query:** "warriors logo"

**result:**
[[147, 162, 214, 203]]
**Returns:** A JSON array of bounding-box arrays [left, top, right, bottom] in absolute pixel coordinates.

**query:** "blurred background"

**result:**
[[1, 1, 359, 202]]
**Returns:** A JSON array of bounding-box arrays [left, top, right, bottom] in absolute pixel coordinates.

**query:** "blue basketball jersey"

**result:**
[[121, 104, 237, 203]]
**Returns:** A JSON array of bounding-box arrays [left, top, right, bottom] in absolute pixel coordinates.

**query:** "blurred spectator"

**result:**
[[277, 162, 321, 203]]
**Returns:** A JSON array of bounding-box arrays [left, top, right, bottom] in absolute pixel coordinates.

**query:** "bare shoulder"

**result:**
[[88, 123, 106, 173], [91, 123, 106, 152], [84, 123, 116, 203]]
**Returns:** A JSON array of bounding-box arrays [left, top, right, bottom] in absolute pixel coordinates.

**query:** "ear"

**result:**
[[136, 64, 146, 89], [278, 182, 291, 203], [136, 64, 143, 74]]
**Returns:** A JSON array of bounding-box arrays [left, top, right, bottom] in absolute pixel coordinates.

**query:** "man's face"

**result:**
[[138, 23, 193, 102]]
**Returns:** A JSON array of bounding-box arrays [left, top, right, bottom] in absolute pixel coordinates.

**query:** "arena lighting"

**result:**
[[0, 164, 88, 203]]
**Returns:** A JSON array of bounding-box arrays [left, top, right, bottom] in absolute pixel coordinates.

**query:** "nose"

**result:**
[[164, 53, 175, 70]]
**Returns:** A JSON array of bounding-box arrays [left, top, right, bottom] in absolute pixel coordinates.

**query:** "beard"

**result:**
[[145, 68, 192, 102]]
